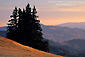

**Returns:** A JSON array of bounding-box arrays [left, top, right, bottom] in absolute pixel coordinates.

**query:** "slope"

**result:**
[[0, 37, 63, 57]]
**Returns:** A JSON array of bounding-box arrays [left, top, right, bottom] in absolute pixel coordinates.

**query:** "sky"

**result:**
[[0, 0, 85, 26]]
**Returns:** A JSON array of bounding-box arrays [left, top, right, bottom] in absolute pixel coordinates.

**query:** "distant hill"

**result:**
[[65, 39, 85, 51], [41, 24, 85, 42], [0, 31, 6, 37], [0, 26, 7, 31], [0, 26, 7, 37], [49, 40, 85, 57], [58, 22, 85, 29], [0, 37, 63, 57], [49, 39, 85, 57], [50, 39, 85, 51]]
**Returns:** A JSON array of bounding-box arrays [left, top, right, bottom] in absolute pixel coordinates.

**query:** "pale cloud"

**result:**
[[56, 4, 77, 6], [39, 6, 85, 12], [56, 8, 85, 12], [49, 0, 85, 6]]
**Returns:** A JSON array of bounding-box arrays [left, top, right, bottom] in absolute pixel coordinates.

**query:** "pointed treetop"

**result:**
[[15, 6, 17, 9], [14, 6, 17, 11], [26, 3, 30, 8], [23, 8, 25, 11], [33, 6, 37, 14], [33, 6, 36, 10], [23, 8, 25, 13], [34, 6, 35, 8], [18, 8, 22, 14], [18, 8, 22, 11], [26, 3, 31, 12]]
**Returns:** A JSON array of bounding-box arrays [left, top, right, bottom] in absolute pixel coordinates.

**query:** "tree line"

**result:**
[[6, 3, 49, 52]]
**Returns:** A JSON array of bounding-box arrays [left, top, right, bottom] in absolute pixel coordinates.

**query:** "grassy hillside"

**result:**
[[0, 37, 63, 57]]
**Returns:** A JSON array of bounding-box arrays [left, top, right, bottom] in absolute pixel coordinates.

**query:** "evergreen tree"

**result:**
[[6, 7, 18, 41], [17, 8, 23, 42], [7, 3, 49, 52]]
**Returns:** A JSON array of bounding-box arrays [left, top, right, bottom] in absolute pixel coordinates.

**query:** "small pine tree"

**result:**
[[6, 3, 49, 52]]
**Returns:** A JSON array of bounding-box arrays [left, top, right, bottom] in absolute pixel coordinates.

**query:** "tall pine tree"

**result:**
[[7, 3, 49, 52], [6, 7, 18, 41]]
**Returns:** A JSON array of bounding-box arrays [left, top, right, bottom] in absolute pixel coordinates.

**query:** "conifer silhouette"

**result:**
[[7, 3, 49, 52], [6, 7, 18, 41]]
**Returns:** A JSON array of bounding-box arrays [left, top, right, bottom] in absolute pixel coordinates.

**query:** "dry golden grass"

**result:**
[[0, 37, 64, 57]]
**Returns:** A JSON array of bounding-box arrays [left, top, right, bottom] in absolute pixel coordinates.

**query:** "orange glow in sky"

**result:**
[[0, 0, 85, 26]]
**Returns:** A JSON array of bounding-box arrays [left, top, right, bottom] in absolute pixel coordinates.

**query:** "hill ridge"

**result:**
[[0, 37, 63, 57]]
